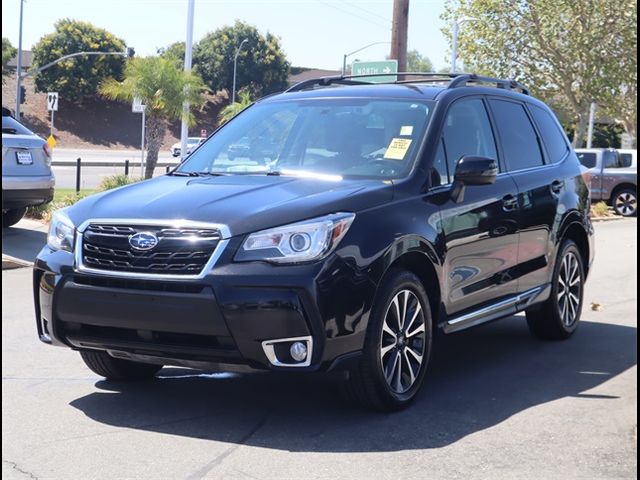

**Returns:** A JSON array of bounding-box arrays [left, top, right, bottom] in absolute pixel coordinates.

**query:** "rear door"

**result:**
[[436, 97, 520, 315], [488, 99, 564, 293], [2, 116, 51, 177]]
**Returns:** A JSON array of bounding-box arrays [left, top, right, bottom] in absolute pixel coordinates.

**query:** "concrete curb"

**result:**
[[2, 254, 32, 270], [591, 216, 625, 223]]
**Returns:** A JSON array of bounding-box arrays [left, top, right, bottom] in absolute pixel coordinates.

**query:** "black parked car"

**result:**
[[34, 73, 594, 411]]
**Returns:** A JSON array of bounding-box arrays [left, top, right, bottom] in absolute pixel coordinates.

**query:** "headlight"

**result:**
[[47, 210, 75, 252], [236, 213, 355, 264]]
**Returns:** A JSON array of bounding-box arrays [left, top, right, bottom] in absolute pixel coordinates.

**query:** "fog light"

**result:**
[[290, 342, 308, 362]]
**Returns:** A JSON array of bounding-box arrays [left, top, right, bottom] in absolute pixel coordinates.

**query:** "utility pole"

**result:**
[[587, 102, 597, 149], [180, 0, 195, 162], [390, 0, 409, 74], [232, 39, 248, 104], [15, 0, 25, 119]]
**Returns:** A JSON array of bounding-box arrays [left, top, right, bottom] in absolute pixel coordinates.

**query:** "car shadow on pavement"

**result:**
[[2, 225, 47, 263], [70, 318, 637, 452]]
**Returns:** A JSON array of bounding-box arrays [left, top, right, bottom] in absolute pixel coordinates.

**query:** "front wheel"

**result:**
[[345, 269, 433, 411], [526, 240, 585, 340], [613, 188, 637, 217], [80, 350, 162, 381]]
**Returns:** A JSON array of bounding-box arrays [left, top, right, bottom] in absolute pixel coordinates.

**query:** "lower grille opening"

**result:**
[[73, 275, 206, 294], [61, 322, 236, 350]]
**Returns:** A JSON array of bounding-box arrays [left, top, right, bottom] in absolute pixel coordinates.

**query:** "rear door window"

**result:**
[[603, 150, 626, 168], [619, 153, 633, 168], [529, 105, 570, 163], [489, 99, 544, 171], [577, 152, 597, 169], [441, 98, 498, 183]]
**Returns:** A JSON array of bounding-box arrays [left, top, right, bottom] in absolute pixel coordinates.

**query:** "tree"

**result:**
[[32, 19, 126, 102], [218, 90, 254, 125], [442, 0, 637, 147], [158, 41, 185, 68], [100, 56, 206, 179], [2, 37, 17, 82], [407, 49, 433, 72], [193, 21, 290, 98]]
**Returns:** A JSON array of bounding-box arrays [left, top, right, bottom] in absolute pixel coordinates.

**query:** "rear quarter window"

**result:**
[[2, 116, 34, 135], [530, 105, 570, 163]]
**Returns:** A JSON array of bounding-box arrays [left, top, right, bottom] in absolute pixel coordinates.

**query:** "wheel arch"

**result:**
[[375, 236, 443, 328], [609, 183, 637, 203], [559, 219, 591, 278]]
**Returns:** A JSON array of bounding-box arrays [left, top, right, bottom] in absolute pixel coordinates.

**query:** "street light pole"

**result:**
[[587, 102, 597, 148], [451, 17, 478, 73], [342, 41, 391, 75], [15, 0, 25, 118], [232, 39, 248, 104], [180, 0, 195, 162]]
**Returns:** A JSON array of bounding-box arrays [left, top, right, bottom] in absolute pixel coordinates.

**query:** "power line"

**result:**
[[317, 0, 391, 30], [341, 1, 391, 24]]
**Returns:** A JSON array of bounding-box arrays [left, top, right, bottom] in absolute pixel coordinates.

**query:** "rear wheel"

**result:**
[[345, 269, 433, 411], [526, 240, 584, 340], [2, 208, 27, 228], [80, 350, 162, 381], [612, 188, 637, 217]]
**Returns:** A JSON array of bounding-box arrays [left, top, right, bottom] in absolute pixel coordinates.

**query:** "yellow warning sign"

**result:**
[[384, 138, 412, 160], [47, 135, 57, 149]]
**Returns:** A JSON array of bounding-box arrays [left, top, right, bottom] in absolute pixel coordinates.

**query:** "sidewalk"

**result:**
[[2, 218, 48, 269]]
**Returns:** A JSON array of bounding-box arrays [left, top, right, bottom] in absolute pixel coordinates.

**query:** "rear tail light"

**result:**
[[43, 143, 52, 166]]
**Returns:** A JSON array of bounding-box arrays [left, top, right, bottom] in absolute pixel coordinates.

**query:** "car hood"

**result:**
[[67, 174, 394, 237]]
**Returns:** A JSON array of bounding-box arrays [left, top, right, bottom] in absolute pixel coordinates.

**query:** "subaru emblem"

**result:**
[[129, 232, 158, 251]]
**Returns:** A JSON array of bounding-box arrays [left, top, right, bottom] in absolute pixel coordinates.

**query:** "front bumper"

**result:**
[[33, 238, 375, 372]]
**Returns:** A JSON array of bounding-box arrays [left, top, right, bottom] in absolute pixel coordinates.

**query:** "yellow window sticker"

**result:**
[[400, 125, 413, 136], [384, 138, 413, 160]]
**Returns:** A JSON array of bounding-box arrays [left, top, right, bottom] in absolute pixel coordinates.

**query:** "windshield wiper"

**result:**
[[168, 171, 227, 177]]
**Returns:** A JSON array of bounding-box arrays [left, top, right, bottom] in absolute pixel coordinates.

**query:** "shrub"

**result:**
[[97, 174, 141, 192], [26, 192, 90, 222], [591, 201, 611, 218]]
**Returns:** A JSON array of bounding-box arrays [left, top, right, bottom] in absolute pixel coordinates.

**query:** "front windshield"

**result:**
[[178, 98, 432, 179]]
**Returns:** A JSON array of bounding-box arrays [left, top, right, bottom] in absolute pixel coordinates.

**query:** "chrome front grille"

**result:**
[[80, 223, 222, 276]]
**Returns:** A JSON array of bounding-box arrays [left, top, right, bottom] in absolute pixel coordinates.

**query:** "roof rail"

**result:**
[[286, 72, 529, 95], [448, 74, 530, 95]]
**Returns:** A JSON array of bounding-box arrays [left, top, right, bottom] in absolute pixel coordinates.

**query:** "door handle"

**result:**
[[551, 179, 564, 194], [502, 194, 518, 212]]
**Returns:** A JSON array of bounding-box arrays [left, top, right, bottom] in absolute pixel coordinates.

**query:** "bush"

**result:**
[[97, 174, 141, 192], [26, 192, 90, 222], [591, 201, 611, 218]]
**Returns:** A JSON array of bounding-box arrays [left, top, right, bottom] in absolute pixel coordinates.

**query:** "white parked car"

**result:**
[[170, 137, 205, 157]]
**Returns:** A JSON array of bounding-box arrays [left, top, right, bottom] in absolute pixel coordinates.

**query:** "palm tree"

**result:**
[[218, 90, 254, 125], [101, 57, 206, 179]]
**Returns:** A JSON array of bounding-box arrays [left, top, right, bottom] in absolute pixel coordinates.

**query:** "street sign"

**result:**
[[351, 60, 398, 83], [47, 92, 59, 111], [200, 129, 208, 137], [132, 97, 145, 113], [47, 135, 56, 149]]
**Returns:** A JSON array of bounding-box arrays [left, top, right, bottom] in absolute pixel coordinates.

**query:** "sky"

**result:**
[[1, 0, 450, 71]]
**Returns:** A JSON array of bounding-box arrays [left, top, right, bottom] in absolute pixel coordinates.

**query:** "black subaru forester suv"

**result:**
[[34, 73, 594, 411]]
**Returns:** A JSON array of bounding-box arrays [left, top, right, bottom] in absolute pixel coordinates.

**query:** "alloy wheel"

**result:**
[[615, 192, 637, 216], [557, 251, 582, 327], [380, 290, 426, 394]]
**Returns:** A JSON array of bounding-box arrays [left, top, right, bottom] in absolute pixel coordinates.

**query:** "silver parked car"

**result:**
[[2, 110, 55, 227], [576, 148, 637, 217], [170, 137, 205, 157]]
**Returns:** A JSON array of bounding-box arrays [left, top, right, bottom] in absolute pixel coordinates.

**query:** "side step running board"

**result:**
[[444, 285, 550, 334]]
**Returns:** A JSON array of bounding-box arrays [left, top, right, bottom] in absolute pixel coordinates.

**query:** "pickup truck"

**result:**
[[576, 148, 637, 217]]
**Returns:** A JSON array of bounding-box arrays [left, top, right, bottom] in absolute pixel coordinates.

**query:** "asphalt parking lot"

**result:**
[[2, 218, 637, 480]]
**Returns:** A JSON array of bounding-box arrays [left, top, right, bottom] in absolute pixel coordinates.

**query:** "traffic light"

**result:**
[[19, 85, 26, 104], [126, 47, 135, 58]]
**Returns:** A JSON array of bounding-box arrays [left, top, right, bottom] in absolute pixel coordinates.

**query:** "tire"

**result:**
[[526, 240, 585, 340], [612, 188, 637, 217], [344, 269, 433, 411], [2, 208, 27, 228], [80, 350, 162, 381]]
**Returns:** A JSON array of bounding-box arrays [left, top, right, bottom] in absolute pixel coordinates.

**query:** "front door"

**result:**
[[436, 97, 520, 316]]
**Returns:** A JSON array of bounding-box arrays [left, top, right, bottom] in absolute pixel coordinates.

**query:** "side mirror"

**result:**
[[451, 156, 498, 203]]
